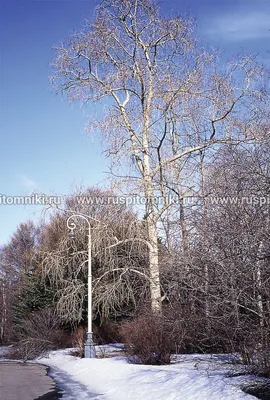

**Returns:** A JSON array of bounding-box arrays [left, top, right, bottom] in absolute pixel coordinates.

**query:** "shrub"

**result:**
[[239, 325, 270, 377], [120, 307, 236, 365], [93, 321, 122, 345], [8, 308, 67, 361], [70, 325, 87, 357], [70, 322, 122, 358], [121, 312, 178, 365]]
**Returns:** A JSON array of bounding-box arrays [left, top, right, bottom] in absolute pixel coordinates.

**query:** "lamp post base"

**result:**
[[84, 332, 96, 358]]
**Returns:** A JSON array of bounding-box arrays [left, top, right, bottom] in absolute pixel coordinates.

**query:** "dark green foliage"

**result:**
[[7, 308, 69, 361], [13, 271, 54, 335]]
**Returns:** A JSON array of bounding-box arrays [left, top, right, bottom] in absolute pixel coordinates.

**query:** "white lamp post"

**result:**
[[67, 214, 96, 358]]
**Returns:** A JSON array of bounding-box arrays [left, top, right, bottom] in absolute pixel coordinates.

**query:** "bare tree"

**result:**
[[191, 142, 270, 364], [40, 188, 151, 323], [52, 0, 268, 312]]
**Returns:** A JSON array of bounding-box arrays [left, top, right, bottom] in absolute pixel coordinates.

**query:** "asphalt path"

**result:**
[[0, 361, 58, 400], [0, 361, 102, 400]]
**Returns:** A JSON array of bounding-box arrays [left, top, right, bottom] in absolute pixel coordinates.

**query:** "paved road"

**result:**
[[0, 361, 102, 400], [0, 361, 58, 400]]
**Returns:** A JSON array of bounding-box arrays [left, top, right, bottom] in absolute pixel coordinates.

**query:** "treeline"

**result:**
[[0, 141, 269, 373]]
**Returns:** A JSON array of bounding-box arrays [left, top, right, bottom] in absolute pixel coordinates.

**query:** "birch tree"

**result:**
[[0, 255, 8, 343], [52, 0, 268, 312]]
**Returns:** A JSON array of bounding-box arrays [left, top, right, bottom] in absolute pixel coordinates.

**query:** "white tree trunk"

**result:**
[[147, 216, 162, 312], [256, 241, 264, 328], [0, 280, 7, 343]]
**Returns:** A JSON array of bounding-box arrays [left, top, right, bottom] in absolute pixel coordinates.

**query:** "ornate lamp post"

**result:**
[[67, 214, 96, 358]]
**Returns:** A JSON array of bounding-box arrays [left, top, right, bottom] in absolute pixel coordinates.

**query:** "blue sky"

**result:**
[[0, 0, 269, 246]]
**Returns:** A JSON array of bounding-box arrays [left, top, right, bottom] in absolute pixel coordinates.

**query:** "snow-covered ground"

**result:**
[[0, 345, 12, 357], [36, 345, 261, 400]]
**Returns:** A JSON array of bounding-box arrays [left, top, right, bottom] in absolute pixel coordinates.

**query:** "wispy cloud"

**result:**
[[18, 174, 38, 192], [204, 12, 270, 41]]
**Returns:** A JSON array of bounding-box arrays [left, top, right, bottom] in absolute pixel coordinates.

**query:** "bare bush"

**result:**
[[93, 321, 122, 345], [121, 312, 177, 365], [70, 325, 87, 357], [239, 323, 270, 377], [8, 338, 55, 361], [9, 308, 67, 361]]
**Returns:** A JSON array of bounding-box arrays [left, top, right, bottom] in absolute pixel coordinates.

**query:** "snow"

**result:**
[[37, 345, 258, 400], [0, 345, 12, 357], [47, 366, 100, 399]]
